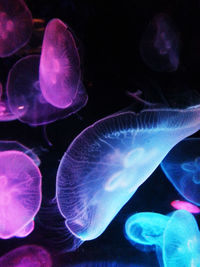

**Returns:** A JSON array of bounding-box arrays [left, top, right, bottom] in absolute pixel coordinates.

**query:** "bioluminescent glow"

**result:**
[[171, 200, 200, 214], [0, 245, 52, 267], [125, 212, 168, 249], [39, 18, 81, 109], [0, 0, 33, 57], [140, 13, 179, 72], [162, 209, 200, 267], [6, 55, 87, 126], [161, 138, 200, 205], [56, 105, 200, 242], [0, 149, 42, 239]]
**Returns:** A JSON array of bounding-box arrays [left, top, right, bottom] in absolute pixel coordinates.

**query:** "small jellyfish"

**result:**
[[6, 54, 87, 126], [162, 209, 200, 267], [161, 138, 200, 205], [56, 104, 200, 242], [0, 0, 33, 57], [0, 245, 52, 267], [170, 200, 200, 214], [125, 212, 168, 250], [39, 18, 81, 109], [140, 13, 179, 72], [0, 148, 42, 239]]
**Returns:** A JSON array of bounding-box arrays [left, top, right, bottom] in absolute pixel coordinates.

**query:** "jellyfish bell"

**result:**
[[39, 18, 81, 109], [140, 13, 179, 72], [6, 55, 87, 126], [161, 138, 200, 205], [0, 245, 52, 267], [56, 104, 200, 242], [0, 0, 33, 57], [0, 150, 42, 239]]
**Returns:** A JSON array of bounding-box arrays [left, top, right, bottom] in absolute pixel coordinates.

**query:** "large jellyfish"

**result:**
[[161, 138, 200, 205], [0, 245, 52, 267], [0, 0, 33, 57], [0, 146, 42, 239], [140, 13, 179, 72], [39, 18, 81, 109], [56, 105, 200, 241]]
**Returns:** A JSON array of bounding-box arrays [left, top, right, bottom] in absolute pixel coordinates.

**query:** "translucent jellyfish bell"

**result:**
[[39, 18, 81, 109], [6, 55, 87, 126], [0, 149, 42, 239], [56, 105, 200, 241], [0, 245, 52, 267], [161, 138, 200, 205], [0, 0, 33, 57], [140, 13, 179, 72], [162, 209, 200, 267]]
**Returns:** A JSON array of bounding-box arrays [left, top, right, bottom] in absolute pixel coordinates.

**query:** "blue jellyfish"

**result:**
[[161, 138, 200, 205], [56, 104, 200, 242], [140, 13, 179, 72]]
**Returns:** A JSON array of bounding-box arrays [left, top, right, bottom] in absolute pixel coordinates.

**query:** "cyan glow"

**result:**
[[56, 106, 200, 241], [161, 138, 200, 205]]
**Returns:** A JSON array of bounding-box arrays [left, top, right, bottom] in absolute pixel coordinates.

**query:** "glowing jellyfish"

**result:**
[[161, 138, 200, 205], [39, 18, 80, 109], [0, 149, 42, 239], [162, 209, 200, 267], [0, 245, 52, 267], [0, 0, 32, 57], [125, 212, 168, 250], [6, 55, 87, 126], [56, 105, 200, 241], [140, 13, 179, 72], [171, 200, 200, 214]]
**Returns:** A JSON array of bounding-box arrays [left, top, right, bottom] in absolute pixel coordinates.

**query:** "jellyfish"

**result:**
[[161, 138, 200, 205], [6, 54, 87, 126], [0, 147, 42, 239], [170, 200, 200, 214], [0, 0, 33, 57], [56, 104, 200, 242], [39, 18, 81, 109], [0, 245, 52, 267], [140, 13, 179, 72], [124, 212, 168, 250]]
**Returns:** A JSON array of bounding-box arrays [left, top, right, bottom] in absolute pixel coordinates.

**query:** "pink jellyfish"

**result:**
[[0, 149, 42, 239], [0, 0, 33, 57], [39, 18, 81, 109], [0, 245, 52, 267]]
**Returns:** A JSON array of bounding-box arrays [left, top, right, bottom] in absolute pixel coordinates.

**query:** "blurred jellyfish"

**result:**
[[0, 147, 42, 239], [0, 0, 33, 57], [140, 13, 179, 72], [0, 245, 52, 267], [6, 54, 87, 126], [56, 104, 200, 242], [161, 138, 200, 205], [170, 200, 200, 214], [125, 212, 168, 250], [39, 18, 81, 109]]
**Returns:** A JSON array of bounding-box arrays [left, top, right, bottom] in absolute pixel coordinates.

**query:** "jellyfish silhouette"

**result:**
[[56, 105, 200, 242], [161, 138, 200, 205], [0, 148, 42, 239], [140, 13, 179, 72], [6, 54, 87, 126], [39, 18, 81, 109], [0, 0, 33, 57], [0, 245, 52, 267]]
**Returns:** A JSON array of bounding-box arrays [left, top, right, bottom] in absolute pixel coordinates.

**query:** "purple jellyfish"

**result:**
[[39, 18, 81, 109], [0, 0, 33, 57], [0, 150, 42, 239], [140, 13, 179, 72], [6, 54, 87, 126], [0, 245, 52, 267]]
